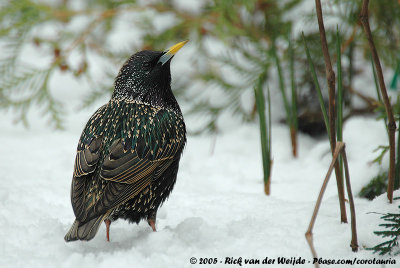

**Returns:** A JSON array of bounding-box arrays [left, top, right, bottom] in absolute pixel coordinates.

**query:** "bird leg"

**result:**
[[147, 210, 157, 232], [148, 219, 156, 232], [105, 219, 111, 241]]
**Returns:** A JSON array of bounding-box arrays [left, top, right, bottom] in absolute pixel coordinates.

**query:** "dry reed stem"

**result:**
[[290, 127, 297, 157], [341, 148, 358, 252], [305, 143, 343, 267], [306, 142, 358, 267], [315, 0, 347, 222], [359, 0, 397, 203]]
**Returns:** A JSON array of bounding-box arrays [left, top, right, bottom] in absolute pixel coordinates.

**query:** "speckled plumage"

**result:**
[[65, 49, 186, 242]]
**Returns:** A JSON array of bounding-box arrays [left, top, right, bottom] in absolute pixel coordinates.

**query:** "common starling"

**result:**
[[64, 41, 188, 242]]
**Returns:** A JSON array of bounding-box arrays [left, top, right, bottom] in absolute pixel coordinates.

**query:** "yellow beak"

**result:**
[[166, 40, 189, 55], [157, 40, 189, 65]]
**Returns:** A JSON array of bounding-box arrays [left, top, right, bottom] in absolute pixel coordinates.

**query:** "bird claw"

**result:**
[[105, 219, 111, 241], [148, 219, 156, 232]]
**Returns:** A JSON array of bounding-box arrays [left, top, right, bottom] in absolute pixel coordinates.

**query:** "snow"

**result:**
[[1, 0, 399, 267], [1, 102, 399, 267]]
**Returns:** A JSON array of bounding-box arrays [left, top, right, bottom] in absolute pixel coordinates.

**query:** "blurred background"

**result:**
[[1, 0, 399, 132]]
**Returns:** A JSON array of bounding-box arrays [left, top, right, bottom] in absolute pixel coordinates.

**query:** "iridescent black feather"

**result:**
[[65, 50, 186, 242]]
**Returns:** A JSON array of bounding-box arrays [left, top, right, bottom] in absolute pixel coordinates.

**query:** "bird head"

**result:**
[[113, 40, 188, 110]]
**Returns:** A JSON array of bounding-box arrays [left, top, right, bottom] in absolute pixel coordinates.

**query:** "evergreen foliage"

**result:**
[[370, 199, 400, 255], [359, 171, 388, 200], [1, 0, 399, 132]]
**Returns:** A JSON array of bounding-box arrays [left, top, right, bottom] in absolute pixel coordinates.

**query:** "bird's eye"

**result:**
[[142, 62, 151, 69]]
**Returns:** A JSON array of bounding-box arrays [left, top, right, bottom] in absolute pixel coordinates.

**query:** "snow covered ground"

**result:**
[[1, 1, 400, 267], [1, 94, 399, 268]]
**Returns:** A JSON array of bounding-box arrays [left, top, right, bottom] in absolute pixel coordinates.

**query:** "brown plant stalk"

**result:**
[[315, 0, 347, 222], [359, 0, 397, 203], [290, 127, 297, 157], [305, 142, 358, 268], [264, 160, 273, 195], [341, 146, 358, 251]]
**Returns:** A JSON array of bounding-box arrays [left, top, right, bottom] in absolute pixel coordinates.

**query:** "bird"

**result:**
[[64, 40, 188, 242]]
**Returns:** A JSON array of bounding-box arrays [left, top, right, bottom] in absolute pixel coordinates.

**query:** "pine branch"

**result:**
[[370, 208, 400, 255]]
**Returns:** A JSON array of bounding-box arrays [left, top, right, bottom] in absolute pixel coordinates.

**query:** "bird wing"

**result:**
[[100, 137, 176, 184], [70, 108, 185, 224]]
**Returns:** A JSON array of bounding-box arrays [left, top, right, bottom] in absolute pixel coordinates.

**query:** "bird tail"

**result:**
[[64, 215, 106, 242]]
